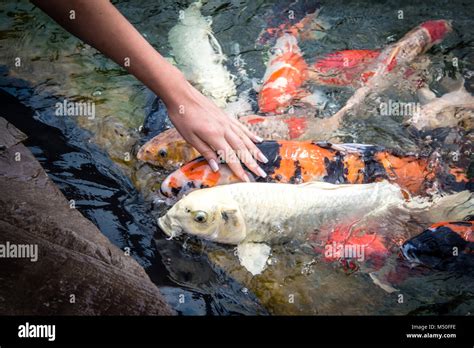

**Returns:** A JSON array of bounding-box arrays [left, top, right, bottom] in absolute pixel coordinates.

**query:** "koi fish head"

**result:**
[[257, 1, 324, 45], [420, 20, 452, 45], [158, 187, 246, 244], [137, 128, 200, 169]]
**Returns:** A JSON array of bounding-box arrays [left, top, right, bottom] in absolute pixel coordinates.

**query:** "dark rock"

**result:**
[[0, 118, 174, 315]]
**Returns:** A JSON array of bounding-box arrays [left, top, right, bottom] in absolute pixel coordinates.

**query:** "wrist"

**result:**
[[150, 62, 193, 114]]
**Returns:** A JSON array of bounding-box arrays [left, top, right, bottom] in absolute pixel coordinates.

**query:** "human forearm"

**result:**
[[33, 0, 268, 181], [31, 0, 186, 107]]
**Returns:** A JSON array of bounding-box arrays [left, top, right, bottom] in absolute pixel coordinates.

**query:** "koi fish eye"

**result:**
[[158, 149, 167, 158], [193, 211, 208, 223], [270, 47, 283, 56]]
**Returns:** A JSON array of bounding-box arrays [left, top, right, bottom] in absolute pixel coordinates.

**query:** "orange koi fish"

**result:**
[[137, 128, 200, 170], [138, 114, 326, 169]]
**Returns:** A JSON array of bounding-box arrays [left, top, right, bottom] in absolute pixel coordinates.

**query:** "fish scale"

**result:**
[[224, 181, 404, 243]]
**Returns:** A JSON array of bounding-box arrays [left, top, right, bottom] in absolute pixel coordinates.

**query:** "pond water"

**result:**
[[1, 0, 473, 315]]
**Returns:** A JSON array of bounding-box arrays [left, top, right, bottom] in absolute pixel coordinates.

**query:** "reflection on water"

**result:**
[[0, 0, 473, 314]]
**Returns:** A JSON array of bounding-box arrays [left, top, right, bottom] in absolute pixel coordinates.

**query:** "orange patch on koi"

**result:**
[[311, 49, 380, 87], [344, 154, 365, 184], [282, 116, 308, 139], [430, 221, 473, 242], [375, 152, 429, 194], [449, 167, 469, 183]]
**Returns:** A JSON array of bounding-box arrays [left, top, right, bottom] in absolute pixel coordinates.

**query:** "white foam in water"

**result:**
[[300, 89, 329, 110], [224, 91, 253, 118], [168, 1, 236, 107]]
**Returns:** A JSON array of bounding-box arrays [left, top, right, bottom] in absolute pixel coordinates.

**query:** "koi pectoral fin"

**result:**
[[369, 272, 399, 293], [236, 242, 271, 276]]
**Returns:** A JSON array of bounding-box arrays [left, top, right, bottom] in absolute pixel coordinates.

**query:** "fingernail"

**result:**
[[257, 167, 267, 178], [209, 159, 219, 172], [257, 152, 269, 163], [255, 136, 264, 143], [242, 173, 251, 182]]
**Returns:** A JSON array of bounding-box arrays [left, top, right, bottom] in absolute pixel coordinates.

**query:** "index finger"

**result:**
[[210, 139, 250, 182]]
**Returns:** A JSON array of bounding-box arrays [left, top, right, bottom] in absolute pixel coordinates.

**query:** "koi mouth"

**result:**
[[158, 215, 182, 240]]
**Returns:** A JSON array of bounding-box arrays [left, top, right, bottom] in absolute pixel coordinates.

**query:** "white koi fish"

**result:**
[[158, 181, 472, 275]]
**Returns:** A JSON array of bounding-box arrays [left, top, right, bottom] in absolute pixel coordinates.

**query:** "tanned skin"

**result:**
[[32, 0, 268, 181]]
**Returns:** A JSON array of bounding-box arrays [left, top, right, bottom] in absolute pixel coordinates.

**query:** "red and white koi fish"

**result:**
[[258, 33, 309, 114], [325, 20, 453, 127]]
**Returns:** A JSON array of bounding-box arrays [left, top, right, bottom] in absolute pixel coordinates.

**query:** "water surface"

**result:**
[[1, 0, 473, 315]]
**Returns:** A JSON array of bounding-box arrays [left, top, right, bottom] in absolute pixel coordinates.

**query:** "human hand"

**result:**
[[165, 79, 268, 182]]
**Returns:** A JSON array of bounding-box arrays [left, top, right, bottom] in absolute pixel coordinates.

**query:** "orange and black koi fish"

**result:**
[[160, 140, 471, 199], [401, 217, 473, 272]]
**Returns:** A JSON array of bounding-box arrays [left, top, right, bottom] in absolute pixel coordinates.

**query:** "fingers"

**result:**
[[230, 123, 269, 165], [225, 131, 267, 179], [183, 111, 268, 181], [231, 117, 263, 143], [220, 143, 251, 182], [193, 134, 252, 182], [189, 136, 220, 172]]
